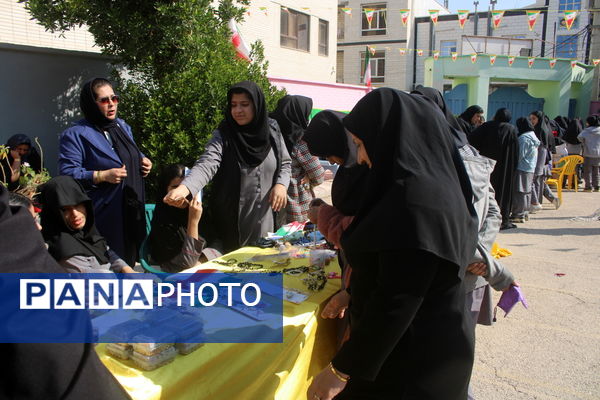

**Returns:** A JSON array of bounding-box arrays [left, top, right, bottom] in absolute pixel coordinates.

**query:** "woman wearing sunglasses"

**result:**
[[58, 78, 151, 266]]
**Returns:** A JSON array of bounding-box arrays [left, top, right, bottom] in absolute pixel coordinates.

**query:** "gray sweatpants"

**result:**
[[511, 171, 533, 218], [583, 157, 600, 189], [532, 175, 556, 204]]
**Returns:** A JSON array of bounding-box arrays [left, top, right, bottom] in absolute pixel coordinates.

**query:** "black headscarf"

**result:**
[[516, 117, 534, 136], [554, 116, 569, 131], [304, 110, 369, 216], [3, 134, 42, 174], [563, 118, 583, 145], [219, 81, 272, 167], [530, 110, 554, 151], [341, 88, 478, 276], [39, 176, 109, 264], [459, 105, 484, 133], [270, 95, 313, 155], [494, 108, 512, 123]]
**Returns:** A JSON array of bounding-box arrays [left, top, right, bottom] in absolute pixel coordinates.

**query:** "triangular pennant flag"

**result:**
[[363, 46, 372, 89], [341, 7, 352, 16], [458, 10, 469, 29], [429, 10, 439, 25], [593, 59, 600, 66], [471, 53, 477, 64], [451, 52, 458, 61], [490, 55, 497, 65], [281, 6, 288, 12], [228, 19, 251, 61], [492, 10, 504, 29], [433, 50, 440, 61], [528, 57, 535, 68], [526, 10, 540, 31], [364, 8, 375, 28], [571, 60, 577, 68], [399, 48, 406, 56], [301, 7, 310, 11], [549, 59, 557, 68], [259, 6, 268, 16], [508, 56, 515, 66], [564, 11, 577, 30], [400, 9, 410, 26], [417, 49, 424, 56], [367, 45, 376, 56]]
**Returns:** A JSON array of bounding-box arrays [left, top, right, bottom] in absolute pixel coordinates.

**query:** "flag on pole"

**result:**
[[228, 19, 251, 61], [429, 10, 439, 25], [526, 10, 540, 31], [549, 59, 557, 68], [458, 10, 469, 29], [490, 55, 497, 65], [399, 48, 406, 55], [451, 52, 458, 61], [341, 7, 352, 16], [363, 46, 372, 89], [400, 9, 410, 26], [571, 60, 577, 68], [367, 45, 376, 56], [593, 59, 600, 66], [564, 11, 577, 30], [508, 56, 515, 66], [417, 49, 424, 56], [528, 57, 535, 68], [364, 8, 375, 28], [492, 11, 504, 29], [433, 50, 440, 60], [471, 53, 478, 63]]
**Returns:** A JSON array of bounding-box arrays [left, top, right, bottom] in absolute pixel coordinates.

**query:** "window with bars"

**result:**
[[280, 7, 310, 51], [361, 3, 386, 36], [556, 35, 578, 58], [319, 19, 329, 56], [440, 40, 457, 56], [559, 0, 581, 11], [360, 50, 385, 83]]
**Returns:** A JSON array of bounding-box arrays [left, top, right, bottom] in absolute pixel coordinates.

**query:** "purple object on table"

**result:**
[[496, 286, 528, 318]]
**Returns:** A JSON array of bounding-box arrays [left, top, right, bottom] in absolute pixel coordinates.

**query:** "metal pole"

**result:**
[[474, 1, 479, 35]]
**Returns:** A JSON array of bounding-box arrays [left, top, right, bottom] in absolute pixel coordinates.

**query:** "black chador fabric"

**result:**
[[458, 105, 484, 134], [304, 110, 369, 216], [331, 89, 477, 399], [219, 80, 272, 168], [0, 184, 131, 400], [39, 175, 109, 264], [270, 95, 313, 155], [468, 108, 519, 224], [563, 118, 583, 145], [411, 86, 466, 135], [530, 110, 555, 153]]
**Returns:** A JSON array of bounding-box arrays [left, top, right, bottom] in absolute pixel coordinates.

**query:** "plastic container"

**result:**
[[175, 340, 204, 355], [131, 329, 175, 356], [106, 343, 133, 360], [103, 320, 149, 344], [131, 346, 177, 371], [169, 315, 204, 342]]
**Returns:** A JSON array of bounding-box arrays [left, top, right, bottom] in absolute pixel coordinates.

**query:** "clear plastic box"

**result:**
[[131, 346, 177, 371], [106, 343, 133, 360]]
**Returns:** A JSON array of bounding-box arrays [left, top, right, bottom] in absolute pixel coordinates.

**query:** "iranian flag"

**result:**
[[549, 59, 557, 68], [363, 46, 372, 89], [429, 10, 439, 25], [451, 52, 458, 61], [471, 53, 477, 63], [593, 59, 600, 66], [399, 48, 407, 56], [526, 11, 540, 31], [417, 49, 424, 56], [458, 10, 469, 29], [341, 7, 352, 16], [364, 8, 375, 28], [571, 60, 577, 68], [433, 51, 440, 61], [564, 11, 577, 30], [229, 19, 250, 61], [400, 9, 410, 26], [492, 11, 504, 29], [528, 57, 535, 68], [508, 56, 515, 66], [489, 55, 497, 65]]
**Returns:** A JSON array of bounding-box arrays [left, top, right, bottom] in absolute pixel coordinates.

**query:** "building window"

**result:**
[[440, 40, 457, 56], [280, 7, 310, 51], [319, 19, 329, 56], [558, 0, 581, 11], [337, 9, 345, 39], [360, 50, 385, 83], [361, 3, 386, 36], [337, 50, 344, 83], [556, 35, 578, 58]]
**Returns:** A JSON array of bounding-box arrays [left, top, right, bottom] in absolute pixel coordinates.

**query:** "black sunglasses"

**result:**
[[96, 95, 120, 105]]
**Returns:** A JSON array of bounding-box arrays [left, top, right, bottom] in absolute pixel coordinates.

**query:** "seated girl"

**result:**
[[148, 164, 220, 273], [39, 176, 136, 273]]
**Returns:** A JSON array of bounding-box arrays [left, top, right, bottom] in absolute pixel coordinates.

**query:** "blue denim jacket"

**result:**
[[517, 131, 540, 173]]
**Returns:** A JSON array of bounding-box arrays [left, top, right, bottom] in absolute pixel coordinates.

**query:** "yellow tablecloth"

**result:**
[[97, 247, 341, 400]]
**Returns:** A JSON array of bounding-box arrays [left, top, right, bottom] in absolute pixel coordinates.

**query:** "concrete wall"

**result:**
[[0, 45, 113, 175]]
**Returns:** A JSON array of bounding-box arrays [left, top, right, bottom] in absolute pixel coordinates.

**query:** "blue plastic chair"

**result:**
[[139, 204, 163, 274]]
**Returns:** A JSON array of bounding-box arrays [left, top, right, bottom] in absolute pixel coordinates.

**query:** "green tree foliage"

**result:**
[[21, 0, 285, 198]]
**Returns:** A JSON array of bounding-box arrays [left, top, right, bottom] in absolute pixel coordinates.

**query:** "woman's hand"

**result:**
[[9, 149, 21, 162], [102, 165, 127, 184], [321, 290, 350, 319], [188, 196, 203, 224], [164, 185, 191, 208], [502, 280, 520, 292], [307, 365, 348, 400], [269, 184, 287, 212], [466, 262, 487, 276], [141, 157, 152, 177]]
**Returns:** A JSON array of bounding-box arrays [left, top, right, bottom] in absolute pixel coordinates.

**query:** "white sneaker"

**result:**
[[530, 204, 543, 213]]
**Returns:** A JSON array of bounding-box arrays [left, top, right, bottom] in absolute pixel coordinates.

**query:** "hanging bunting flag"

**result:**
[[564, 11, 577, 30], [492, 11, 504, 29], [549, 58, 557, 68], [367, 45, 376, 56], [489, 55, 497, 65], [433, 50, 440, 60], [528, 57, 535, 68], [364, 8, 375, 28], [526, 10, 540, 31], [458, 10, 469, 29], [571, 60, 577, 68], [399, 48, 406, 56], [228, 19, 251, 61], [429, 10, 439, 25], [593, 59, 600, 66], [259, 6, 268, 16], [301, 7, 310, 11], [363, 46, 372, 89], [417, 49, 424, 56], [451, 52, 458, 61], [400, 9, 410, 26], [341, 7, 352, 16], [281, 6, 288, 12], [508, 56, 515, 66], [471, 53, 477, 64]]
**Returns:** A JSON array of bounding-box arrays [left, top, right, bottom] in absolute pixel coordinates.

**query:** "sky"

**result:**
[[444, 0, 538, 12]]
